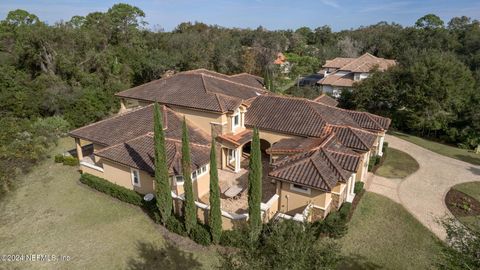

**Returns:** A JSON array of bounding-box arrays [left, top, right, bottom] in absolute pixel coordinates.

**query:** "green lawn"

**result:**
[[339, 192, 443, 270], [0, 138, 218, 270], [453, 182, 480, 202], [451, 182, 480, 233], [375, 148, 419, 179], [390, 131, 480, 165]]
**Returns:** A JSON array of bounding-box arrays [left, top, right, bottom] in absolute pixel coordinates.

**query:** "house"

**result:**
[[69, 68, 390, 229], [273, 52, 291, 74], [317, 53, 396, 98]]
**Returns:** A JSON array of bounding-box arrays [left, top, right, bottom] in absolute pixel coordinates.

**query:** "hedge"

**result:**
[[79, 173, 143, 206], [190, 223, 211, 246], [166, 215, 187, 236], [219, 229, 249, 248], [354, 182, 364, 194], [54, 154, 64, 163], [314, 202, 351, 239], [63, 156, 79, 166]]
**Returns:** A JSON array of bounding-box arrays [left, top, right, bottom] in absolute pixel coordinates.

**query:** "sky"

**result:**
[[1, 0, 479, 31]]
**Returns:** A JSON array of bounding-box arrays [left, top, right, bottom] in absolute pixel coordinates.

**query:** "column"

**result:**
[[119, 98, 127, 113], [234, 147, 241, 173], [75, 138, 83, 161], [378, 135, 385, 156]]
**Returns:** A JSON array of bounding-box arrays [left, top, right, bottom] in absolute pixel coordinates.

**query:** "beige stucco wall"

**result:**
[[169, 105, 226, 136], [101, 159, 155, 194], [356, 151, 371, 182], [258, 129, 300, 145], [277, 181, 331, 215]]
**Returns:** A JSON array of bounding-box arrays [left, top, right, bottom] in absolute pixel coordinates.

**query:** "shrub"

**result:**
[[368, 155, 380, 171], [338, 202, 352, 220], [62, 156, 79, 166], [190, 224, 212, 246], [166, 215, 187, 236], [54, 154, 64, 163], [317, 212, 348, 239], [79, 173, 143, 206], [220, 229, 249, 248], [354, 182, 364, 194]]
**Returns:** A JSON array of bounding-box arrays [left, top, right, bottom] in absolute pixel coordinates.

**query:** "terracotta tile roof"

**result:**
[[69, 105, 210, 147], [329, 125, 377, 151], [216, 129, 253, 148], [323, 57, 355, 69], [322, 53, 396, 73], [312, 94, 339, 107], [116, 69, 266, 113], [245, 95, 390, 137], [339, 53, 396, 73], [317, 72, 354, 87], [95, 134, 210, 175], [229, 73, 264, 88], [269, 147, 350, 192], [269, 134, 361, 172]]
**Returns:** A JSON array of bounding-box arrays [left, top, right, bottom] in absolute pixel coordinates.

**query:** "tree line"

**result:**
[[1, 4, 479, 193]]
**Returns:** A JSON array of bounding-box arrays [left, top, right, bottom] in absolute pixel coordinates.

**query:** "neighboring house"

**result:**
[[274, 52, 291, 74], [69, 68, 390, 229], [317, 53, 396, 98]]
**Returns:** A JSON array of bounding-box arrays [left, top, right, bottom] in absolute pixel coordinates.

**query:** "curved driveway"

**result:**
[[366, 134, 480, 240]]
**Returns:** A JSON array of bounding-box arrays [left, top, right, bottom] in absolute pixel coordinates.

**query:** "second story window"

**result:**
[[232, 110, 240, 132]]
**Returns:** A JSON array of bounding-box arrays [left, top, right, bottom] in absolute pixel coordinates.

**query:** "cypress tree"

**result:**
[[248, 127, 262, 241], [154, 103, 173, 225], [181, 117, 197, 234], [208, 139, 222, 244]]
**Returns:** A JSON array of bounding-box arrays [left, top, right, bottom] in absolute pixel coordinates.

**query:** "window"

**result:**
[[290, 183, 310, 194], [192, 170, 197, 180], [131, 168, 141, 187], [231, 109, 240, 131], [175, 175, 184, 184]]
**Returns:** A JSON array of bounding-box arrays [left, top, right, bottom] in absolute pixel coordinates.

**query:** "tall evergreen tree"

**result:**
[[248, 127, 262, 241], [208, 139, 222, 244], [181, 117, 197, 234], [154, 103, 173, 225]]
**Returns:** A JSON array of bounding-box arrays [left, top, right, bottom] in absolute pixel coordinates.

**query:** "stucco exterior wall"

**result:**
[[258, 129, 300, 146], [101, 159, 155, 194], [277, 181, 331, 215], [169, 105, 226, 136]]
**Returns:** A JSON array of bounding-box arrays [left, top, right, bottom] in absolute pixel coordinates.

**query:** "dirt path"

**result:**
[[366, 135, 480, 240]]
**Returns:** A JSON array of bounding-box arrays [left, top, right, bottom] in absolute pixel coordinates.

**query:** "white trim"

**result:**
[[260, 194, 279, 211], [290, 183, 311, 195], [130, 168, 141, 187], [80, 161, 104, 172], [231, 108, 240, 132]]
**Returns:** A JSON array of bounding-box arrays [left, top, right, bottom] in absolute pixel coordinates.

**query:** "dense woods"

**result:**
[[0, 4, 479, 195]]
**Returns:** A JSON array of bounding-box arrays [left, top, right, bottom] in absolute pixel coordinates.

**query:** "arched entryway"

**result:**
[[242, 139, 271, 155]]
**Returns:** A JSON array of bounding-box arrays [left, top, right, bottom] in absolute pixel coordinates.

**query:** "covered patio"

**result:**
[[199, 153, 277, 214]]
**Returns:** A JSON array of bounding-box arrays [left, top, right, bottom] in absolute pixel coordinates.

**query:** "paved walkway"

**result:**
[[366, 134, 480, 240]]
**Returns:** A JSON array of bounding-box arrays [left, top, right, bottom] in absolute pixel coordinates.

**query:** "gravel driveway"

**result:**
[[366, 134, 480, 240]]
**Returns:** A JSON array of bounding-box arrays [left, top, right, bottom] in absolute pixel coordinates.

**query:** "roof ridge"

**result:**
[[95, 132, 152, 154], [200, 73, 209, 93], [230, 72, 263, 80], [319, 149, 348, 181], [200, 72, 267, 92], [347, 126, 370, 149], [328, 124, 379, 135], [70, 104, 155, 135], [214, 93, 225, 112], [309, 155, 333, 189]]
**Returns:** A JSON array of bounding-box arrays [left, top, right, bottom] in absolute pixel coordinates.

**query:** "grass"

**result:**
[[453, 182, 480, 202], [375, 148, 419, 179], [390, 131, 480, 166], [339, 192, 443, 270], [451, 182, 480, 233], [0, 137, 218, 270]]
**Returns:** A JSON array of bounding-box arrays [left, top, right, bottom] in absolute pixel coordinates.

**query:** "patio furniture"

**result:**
[[224, 185, 243, 198]]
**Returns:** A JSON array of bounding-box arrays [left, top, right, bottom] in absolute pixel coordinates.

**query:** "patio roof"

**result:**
[[216, 129, 253, 148]]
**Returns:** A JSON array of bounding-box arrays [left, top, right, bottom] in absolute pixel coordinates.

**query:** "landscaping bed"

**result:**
[[445, 183, 480, 233]]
